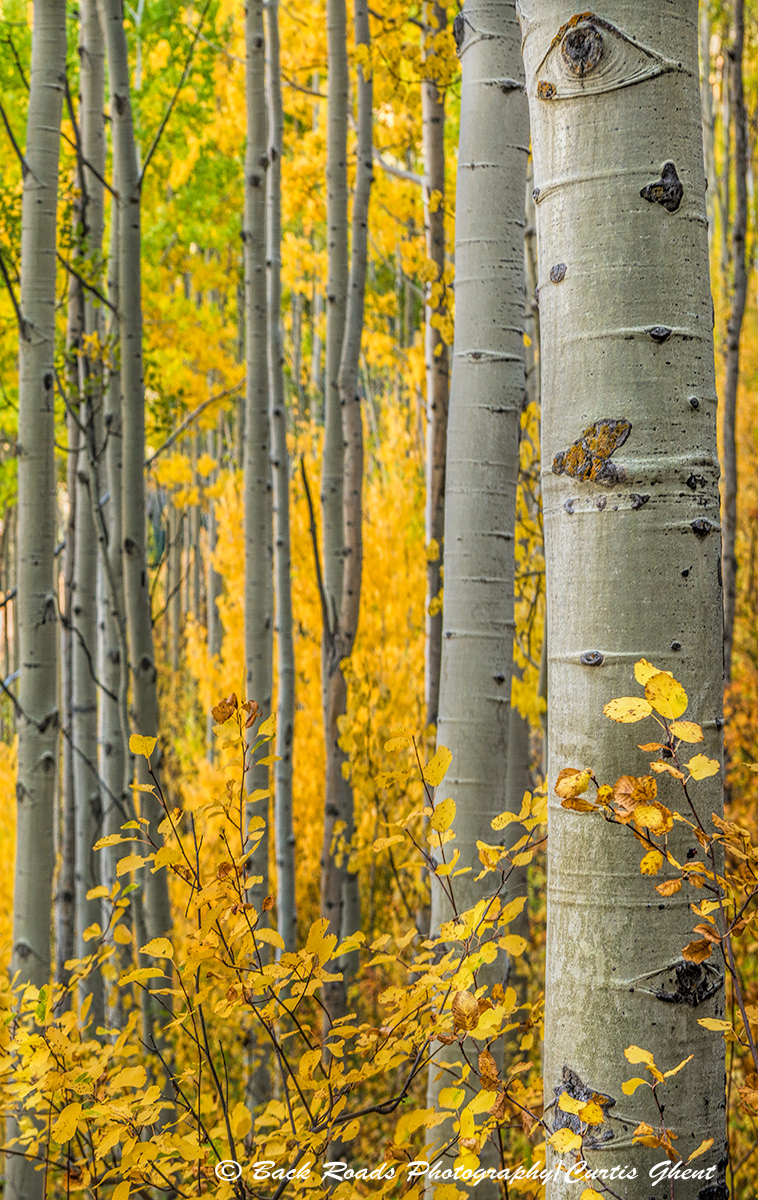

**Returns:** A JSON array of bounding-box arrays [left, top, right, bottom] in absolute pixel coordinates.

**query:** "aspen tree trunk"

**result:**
[[72, 0, 106, 1027], [99, 184, 128, 890], [167, 502, 181, 673], [520, 3, 727, 1190], [101, 0, 171, 941], [722, 0, 747, 681], [206, 429, 223, 759], [9, 1, 66, 1196], [426, 3, 527, 1160], [321, 0, 349, 616], [699, 5, 716, 238], [320, 0, 372, 1020], [243, 0, 272, 922], [265, 0, 296, 953], [422, 0, 449, 731]]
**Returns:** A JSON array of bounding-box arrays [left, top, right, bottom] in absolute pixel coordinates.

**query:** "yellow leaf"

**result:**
[[111, 1066, 147, 1089], [624, 1045, 655, 1067], [51, 1102, 82, 1144], [688, 754, 720, 781], [634, 803, 673, 835], [451, 990, 480, 1032], [649, 761, 686, 780], [439, 1087, 465, 1109], [558, 1094, 584, 1116], [490, 810, 521, 830], [424, 746, 453, 787], [373, 835, 404, 852], [663, 1055, 693, 1079], [139, 937, 174, 959], [580, 1191, 605, 1200], [640, 849, 664, 875], [82, 923, 102, 942], [688, 1138, 714, 1162], [231, 1101, 252, 1141], [579, 1101, 604, 1125], [113, 1182, 131, 1200], [548, 1128, 583, 1154], [384, 736, 411, 751], [113, 925, 133, 946], [634, 659, 665, 685], [555, 767, 591, 799], [94, 833, 130, 849], [603, 697, 653, 723], [561, 796, 597, 813], [621, 1077, 648, 1096], [119, 968, 165, 985], [670, 721, 704, 744], [645, 672, 688, 719], [655, 878, 682, 897], [258, 713, 276, 737], [431, 797, 456, 832], [116, 854, 149, 876], [697, 1018, 732, 1032], [129, 734, 157, 759], [500, 935, 527, 957], [86, 885, 110, 900]]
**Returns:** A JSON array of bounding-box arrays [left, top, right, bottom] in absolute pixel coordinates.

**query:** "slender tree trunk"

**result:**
[[520, 2, 727, 1190], [167, 501, 181, 673], [320, 0, 372, 1022], [243, 0, 272, 923], [426, 3, 527, 1172], [9, 1, 66, 1196], [699, 4, 716, 240], [265, 0, 296, 954], [321, 0, 349, 618], [206, 429, 223, 759], [422, 0, 449, 732], [71, 0, 106, 1028], [722, 0, 747, 681], [101, 0, 171, 942]]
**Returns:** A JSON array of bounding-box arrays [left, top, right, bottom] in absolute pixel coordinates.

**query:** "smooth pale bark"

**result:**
[[206, 429, 223, 760], [319, 0, 372, 1023], [321, 0, 349, 616], [243, 0, 272, 922], [426, 6, 527, 1181], [265, 0, 296, 954], [10, 2, 66, 1196], [722, 0, 747, 681], [167, 501, 181, 673], [520, 2, 727, 1190], [699, 5, 716, 239], [72, 0, 106, 1027], [101, 0, 171, 942], [422, 0, 449, 731]]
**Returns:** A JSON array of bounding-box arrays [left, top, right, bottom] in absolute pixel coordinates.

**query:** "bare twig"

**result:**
[[145, 378, 244, 466], [300, 456, 331, 638]]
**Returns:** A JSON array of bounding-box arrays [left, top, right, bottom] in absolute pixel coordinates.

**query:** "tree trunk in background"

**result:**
[[422, 0, 449, 732], [206, 428, 223, 759], [336, 0, 372, 966], [243, 0, 272, 925], [722, 0, 747, 681], [321, 0, 349, 619], [265, 0, 296, 954], [71, 0, 106, 1028], [9, 1, 66, 1195], [699, 4, 716, 240], [426, 2, 527, 1169], [520, 2, 727, 1190], [167, 501, 181, 673], [318, 0, 350, 998], [101, 0, 172, 943]]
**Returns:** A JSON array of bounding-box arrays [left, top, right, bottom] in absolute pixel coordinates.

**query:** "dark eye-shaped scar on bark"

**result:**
[[552, 418, 632, 487], [641, 161, 684, 213]]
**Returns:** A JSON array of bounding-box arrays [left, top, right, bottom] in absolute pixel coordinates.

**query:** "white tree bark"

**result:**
[[265, 0, 296, 954], [243, 0, 272, 923], [101, 0, 171, 942], [427, 0, 527, 1174], [422, 0, 449, 731], [520, 2, 727, 1190], [10, 1, 66, 1195]]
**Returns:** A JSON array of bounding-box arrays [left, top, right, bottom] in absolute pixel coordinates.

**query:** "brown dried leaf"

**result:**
[[681, 938, 713, 964]]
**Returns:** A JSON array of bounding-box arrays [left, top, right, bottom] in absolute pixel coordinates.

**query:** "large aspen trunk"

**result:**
[[721, 0, 747, 682], [243, 0, 272, 923], [265, 0, 296, 953], [101, 0, 171, 942], [10, 1, 66, 1195], [72, 0, 106, 1027], [426, 1, 527, 1167], [520, 2, 727, 1191], [422, 0, 449, 731], [320, 0, 372, 1022]]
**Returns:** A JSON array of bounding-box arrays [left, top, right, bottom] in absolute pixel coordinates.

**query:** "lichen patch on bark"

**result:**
[[552, 418, 631, 486]]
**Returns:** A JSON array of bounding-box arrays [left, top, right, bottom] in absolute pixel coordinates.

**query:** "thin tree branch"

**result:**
[[145, 378, 245, 466], [0, 98, 29, 176], [139, 0, 214, 185], [0, 245, 28, 338], [56, 252, 117, 313], [300, 456, 332, 639], [373, 147, 424, 187], [59, 129, 117, 198]]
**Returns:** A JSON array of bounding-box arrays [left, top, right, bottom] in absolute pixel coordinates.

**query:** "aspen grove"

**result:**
[[4, 1, 758, 1199]]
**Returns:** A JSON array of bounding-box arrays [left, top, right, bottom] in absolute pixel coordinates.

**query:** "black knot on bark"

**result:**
[[647, 325, 672, 343], [580, 650, 604, 667], [452, 13, 465, 50], [640, 161, 684, 213], [44, 371, 53, 390], [691, 519, 712, 537], [630, 493, 650, 510], [549, 263, 567, 283], [561, 23, 604, 76]]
